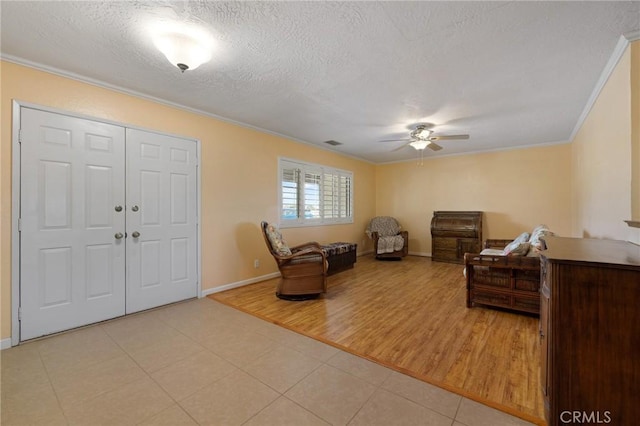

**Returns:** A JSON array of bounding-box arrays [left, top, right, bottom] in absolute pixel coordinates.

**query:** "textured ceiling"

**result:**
[[2, 1, 639, 163]]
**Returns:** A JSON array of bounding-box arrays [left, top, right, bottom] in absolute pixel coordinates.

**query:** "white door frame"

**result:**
[[10, 100, 202, 346]]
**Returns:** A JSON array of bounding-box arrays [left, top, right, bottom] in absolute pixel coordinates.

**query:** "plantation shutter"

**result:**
[[278, 158, 353, 227], [323, 173, 337, 219], [339, 174, 352, 218], [303, 170, 321, 220], [281, 167, 299, 220]]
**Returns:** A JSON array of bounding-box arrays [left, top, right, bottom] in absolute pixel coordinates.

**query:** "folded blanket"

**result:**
[[377, 235, 404, 254]]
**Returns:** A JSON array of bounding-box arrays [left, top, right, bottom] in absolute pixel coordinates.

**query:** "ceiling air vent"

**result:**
[[324, 140, 342, 146]]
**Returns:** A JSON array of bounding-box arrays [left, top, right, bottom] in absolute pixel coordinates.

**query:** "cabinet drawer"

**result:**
[[433, 249, 458, 261], [513, 295, 540, 313], [472, 268, 510, 289], [433, 238, 457, 249], [514, 270, 540, 293], [471, 289, 511, 308]]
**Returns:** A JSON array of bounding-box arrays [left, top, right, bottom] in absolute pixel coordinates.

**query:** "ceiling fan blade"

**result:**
[[379, 138, 411, 143], [392, 143, 410, 152], [429, 134, 469, 141], [428, 142, 443, 151]]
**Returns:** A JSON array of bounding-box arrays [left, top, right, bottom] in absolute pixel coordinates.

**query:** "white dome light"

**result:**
[[150, 22, 214, 72], [409, 140, 430, 150]]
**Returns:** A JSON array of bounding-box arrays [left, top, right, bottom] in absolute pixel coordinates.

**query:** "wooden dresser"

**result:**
[[539, 236, 640, 426], [430, 211, 482, 263]]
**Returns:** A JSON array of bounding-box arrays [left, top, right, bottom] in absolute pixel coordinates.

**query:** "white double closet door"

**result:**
[[19, 107, 198, 341]]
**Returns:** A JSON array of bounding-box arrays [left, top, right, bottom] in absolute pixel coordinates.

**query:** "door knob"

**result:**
[[114, 205, 123, 212], [132, 231, 141, 238], [114, 232, 124, 240], [131, 205, 139, 212]]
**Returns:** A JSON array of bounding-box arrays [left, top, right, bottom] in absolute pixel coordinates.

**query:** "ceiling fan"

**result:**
[[381, 124, 470, 151]]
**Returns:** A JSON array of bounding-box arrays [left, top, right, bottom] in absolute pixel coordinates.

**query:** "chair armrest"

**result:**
[[371, 231, 407, 240], [291, 241, 322, 251], [272, 246, 326, 261], [289, 247, 327, 261]]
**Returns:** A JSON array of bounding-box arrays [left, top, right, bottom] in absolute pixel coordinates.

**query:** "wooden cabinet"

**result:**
[[540, 236, 640, 426], [431, 211, 482, 263]]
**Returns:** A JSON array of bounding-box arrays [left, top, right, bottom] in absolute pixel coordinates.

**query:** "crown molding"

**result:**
[[569, 31, 639, 141], [0, 55, 375, 165]]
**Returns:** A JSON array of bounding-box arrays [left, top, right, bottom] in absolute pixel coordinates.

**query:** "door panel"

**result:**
[[19, 108, 198, 340], [20, 108, 126, 340], [125, 129, 198, 313]]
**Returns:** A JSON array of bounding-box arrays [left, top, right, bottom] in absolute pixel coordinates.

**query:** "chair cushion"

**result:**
[[288, 253, 324, 264], [265, 224, 292, 256], [322, 242, 357, 257]]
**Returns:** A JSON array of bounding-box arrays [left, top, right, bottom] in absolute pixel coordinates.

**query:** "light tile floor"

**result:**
[[1, 298, 535, 425]]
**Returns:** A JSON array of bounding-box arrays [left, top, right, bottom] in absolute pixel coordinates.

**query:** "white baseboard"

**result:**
[[408, 251, 431, 257], [1, 338, 13, 350], [201, 272, 281, 296], [358, 250, 431, 257], [201, 251, 432, 297]]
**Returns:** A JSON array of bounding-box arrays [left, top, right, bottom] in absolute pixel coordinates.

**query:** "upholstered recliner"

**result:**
[[366, 216, 409, 259], [261, 221, 328, 300]]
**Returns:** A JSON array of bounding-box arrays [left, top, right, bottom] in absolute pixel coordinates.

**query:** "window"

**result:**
[[279, 158, 353, 227]]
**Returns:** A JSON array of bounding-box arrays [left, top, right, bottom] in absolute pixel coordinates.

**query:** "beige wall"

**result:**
[[571, 42, 637, 241], [374, 144, 573, 254], [1, 40, 638, 343], [0, 61, 377, 340]]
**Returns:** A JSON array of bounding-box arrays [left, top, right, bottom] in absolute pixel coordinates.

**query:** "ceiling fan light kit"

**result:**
[[409, 140, 430, 150], [382, 123, 469, 153], [410, 125, 433, 141]]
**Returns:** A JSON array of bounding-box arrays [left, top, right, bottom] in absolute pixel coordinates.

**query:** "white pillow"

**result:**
[[529, 225, 554, 250], [503, 240, 531, 256]]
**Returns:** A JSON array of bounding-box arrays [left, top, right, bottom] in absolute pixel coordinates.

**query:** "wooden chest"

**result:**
[[431, 211, 483, 263]]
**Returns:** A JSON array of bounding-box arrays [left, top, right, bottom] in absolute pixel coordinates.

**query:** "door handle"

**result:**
[[114, 232, 124, 240], [132, 231, 141, 238]]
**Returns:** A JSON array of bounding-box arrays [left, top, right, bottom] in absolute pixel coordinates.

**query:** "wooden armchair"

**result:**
[[261, 221, 328, 300], [366, 216, 409, 259]]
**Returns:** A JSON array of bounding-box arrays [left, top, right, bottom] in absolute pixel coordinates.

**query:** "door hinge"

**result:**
[[18, 307, 22, 321], [18, 218, 22, 232], [18, 129, 22, 144]]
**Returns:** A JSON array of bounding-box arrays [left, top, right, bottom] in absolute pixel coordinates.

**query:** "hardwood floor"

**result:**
[[210, 255, 544, 424]]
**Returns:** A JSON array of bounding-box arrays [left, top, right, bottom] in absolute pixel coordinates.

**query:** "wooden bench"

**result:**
[[464, 239, 541, 315], [322, 242, 357, 275]]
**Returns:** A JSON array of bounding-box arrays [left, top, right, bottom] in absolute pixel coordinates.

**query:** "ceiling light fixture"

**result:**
[[151, 23, 214, 73], [410, 125, 432, 141], [409, 140, 430, 150]]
